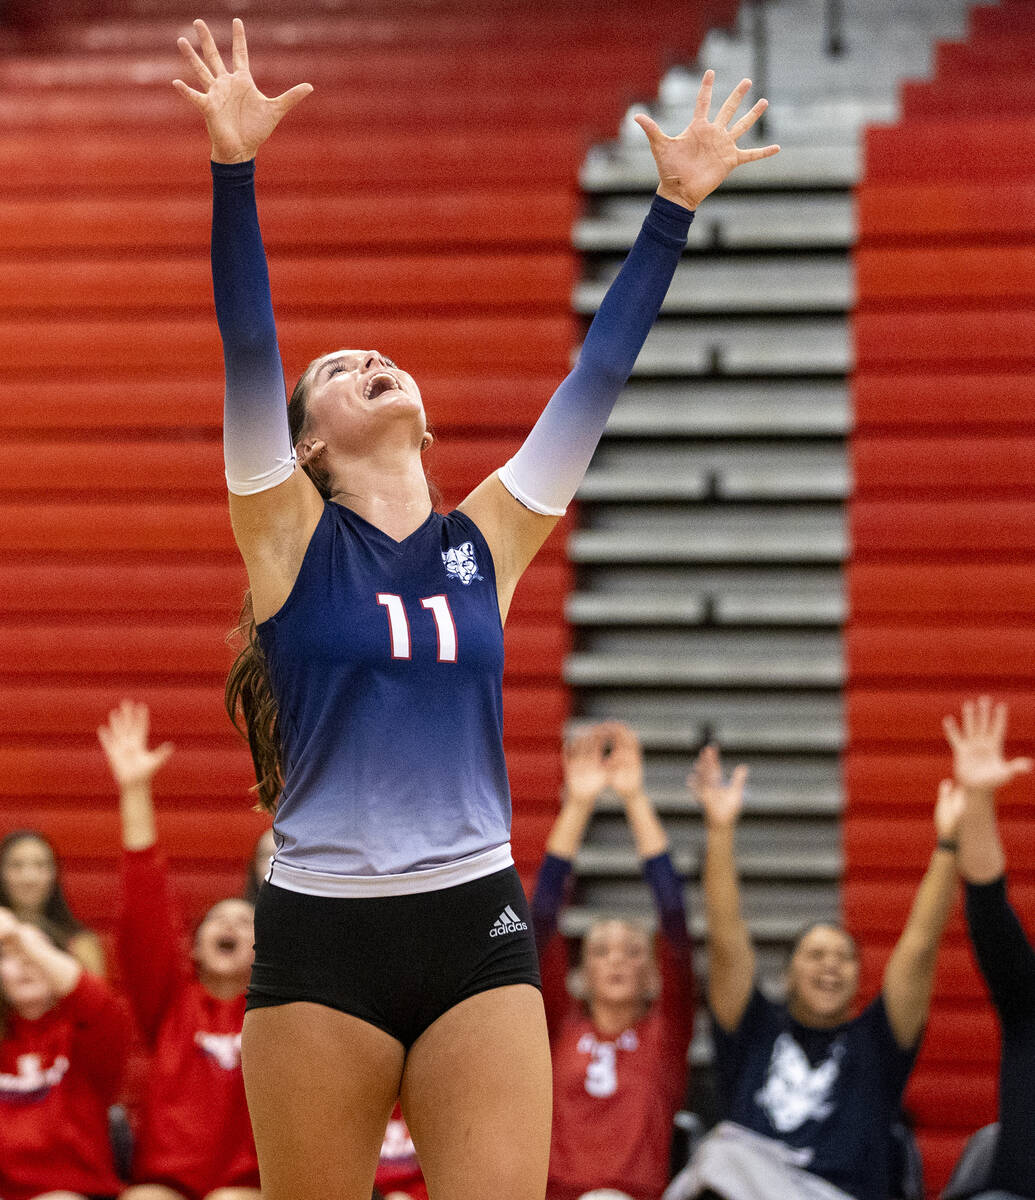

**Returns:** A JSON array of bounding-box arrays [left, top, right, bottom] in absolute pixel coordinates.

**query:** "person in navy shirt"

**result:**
[[173, 17, 779, 1200], [944, 697, 1035, 1200], [665, 742, 962, 1200]]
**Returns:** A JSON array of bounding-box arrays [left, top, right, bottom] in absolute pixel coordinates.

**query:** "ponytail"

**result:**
[[225, 590, 282, 814]]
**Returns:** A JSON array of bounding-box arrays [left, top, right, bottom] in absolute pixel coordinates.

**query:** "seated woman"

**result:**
[[666, 740, 962, 1200], [943, 696, 1035, 1200], [0, 830, 105, 974], [0, 906, 129, 1200], [97, 700, 260, 1200], [532, 722, 695, 1200]]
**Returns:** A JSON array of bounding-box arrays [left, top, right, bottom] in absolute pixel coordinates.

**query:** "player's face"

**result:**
[[583, 920, 656, 1007], [193, 899, 255, 981], [786, 924, 859, 1028], [305, 349, 426, 451], [1, 837, 57, 915]]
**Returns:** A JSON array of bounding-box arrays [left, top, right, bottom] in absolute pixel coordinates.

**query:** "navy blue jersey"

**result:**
[[257, 502, 510, 879], [712, 989, 917, 1200]]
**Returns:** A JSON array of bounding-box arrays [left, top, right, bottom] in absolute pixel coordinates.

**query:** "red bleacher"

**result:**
[[848, 2, 1035, 1188]]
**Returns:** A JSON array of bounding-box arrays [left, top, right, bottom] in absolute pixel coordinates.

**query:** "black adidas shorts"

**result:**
[[246, 865, 541, 1049]]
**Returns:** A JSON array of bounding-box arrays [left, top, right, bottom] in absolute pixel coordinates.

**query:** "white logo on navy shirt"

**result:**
[[443, 542, 482, 585], [755, 1031, 845, 1134], [194, 1030, 243, 1070]]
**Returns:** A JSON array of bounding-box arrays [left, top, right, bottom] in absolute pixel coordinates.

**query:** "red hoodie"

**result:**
[[120, 846, 259, 1194], [0, 971, 129, 1200]]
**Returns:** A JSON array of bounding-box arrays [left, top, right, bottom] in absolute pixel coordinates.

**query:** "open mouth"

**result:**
[[216, 936, 238, 954], [364, 372, 400, 401]]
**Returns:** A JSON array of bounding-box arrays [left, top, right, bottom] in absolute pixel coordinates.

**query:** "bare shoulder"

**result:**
[[457, 474, 559, 620], [229, 468, 326, 622]]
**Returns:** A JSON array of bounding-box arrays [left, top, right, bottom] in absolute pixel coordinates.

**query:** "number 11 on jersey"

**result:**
[[377, 593, 458, 663]]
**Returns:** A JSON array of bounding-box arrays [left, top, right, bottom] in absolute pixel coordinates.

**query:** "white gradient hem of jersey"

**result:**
[[266, 841, 514, 898]]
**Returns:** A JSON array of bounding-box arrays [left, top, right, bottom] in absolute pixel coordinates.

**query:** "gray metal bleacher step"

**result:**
[[575, 193, 856, 253], [565, 630, 844, 688], [575, 255, 853, 314], [569, 508, 847, 564], [633, 316, 850, 375]]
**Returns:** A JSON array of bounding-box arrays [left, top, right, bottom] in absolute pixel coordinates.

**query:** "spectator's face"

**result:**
[[1, 837, 56, 915], [193, 899, 255, 982], [0, 944, 55, 1017], [583, 920, 656, 1007], [786, 924, 859, 1028]]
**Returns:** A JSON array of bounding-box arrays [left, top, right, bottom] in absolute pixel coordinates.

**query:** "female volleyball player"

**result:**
[[173, 18, 779, 1200]]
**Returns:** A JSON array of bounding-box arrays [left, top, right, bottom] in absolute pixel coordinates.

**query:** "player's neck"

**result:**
[[589, 997, 647, 1037], [330, 455, 433, 542]]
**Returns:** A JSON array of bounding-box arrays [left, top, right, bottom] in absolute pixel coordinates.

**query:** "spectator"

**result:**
[[0, 906, 129, 1200], [0, 829, 106, 974], [944, 696, 1034, 1200], [665, 743, 962, 1200], [533, 723, 695, 1200], [97, 700, 260, 1200]]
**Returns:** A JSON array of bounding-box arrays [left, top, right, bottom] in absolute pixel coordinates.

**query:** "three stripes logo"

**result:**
[[490, 904, 528, 938]]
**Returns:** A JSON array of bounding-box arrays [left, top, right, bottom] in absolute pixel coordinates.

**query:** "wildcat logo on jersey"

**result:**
[[442, 542, 482, 585], [0, 1053, 69, 1102], [755, 1031, 845, 1135], [194, 1030, 243, 1071]]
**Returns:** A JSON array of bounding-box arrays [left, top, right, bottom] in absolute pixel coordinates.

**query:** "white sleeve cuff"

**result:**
[[226, 453, 297, 497], [496, 462, 568, 517]]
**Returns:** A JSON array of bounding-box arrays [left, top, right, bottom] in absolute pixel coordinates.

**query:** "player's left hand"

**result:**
[[635, 70, 780, 211]]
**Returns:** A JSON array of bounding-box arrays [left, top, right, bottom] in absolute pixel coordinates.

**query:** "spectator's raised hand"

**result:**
[[98, 700, 173, 793], [689, 744, 748, 829], [934, 779, 966, 843], [603, 722, 646, 803], [173, 18, 313, 164], [942, 697, 1032, 797], [562, 727, 611, 811], [634, 70, 780, 211]]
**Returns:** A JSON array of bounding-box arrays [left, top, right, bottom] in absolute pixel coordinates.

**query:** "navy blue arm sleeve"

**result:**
[[643, 850, 692, 952], [498, 195, 693, 515], [211, 159, 295, 495], [965, 875, 1035, 1023], [531, 851, 572, 947]]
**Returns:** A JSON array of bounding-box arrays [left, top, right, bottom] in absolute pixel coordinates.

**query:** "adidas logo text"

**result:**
[[490, 904, 528, 938]]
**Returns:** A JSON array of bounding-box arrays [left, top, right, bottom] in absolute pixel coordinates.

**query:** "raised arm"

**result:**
[[944, 697, 1035, 1016], [174, 19, 319, 621], [689, 744, 753, 1032], [459, 72, 780, 613], [98, 701, 184, 1042], [881, 779, 963, 1049]]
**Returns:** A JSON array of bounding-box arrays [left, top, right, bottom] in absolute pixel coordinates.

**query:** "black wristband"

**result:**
[[937, 838, 959, 854]]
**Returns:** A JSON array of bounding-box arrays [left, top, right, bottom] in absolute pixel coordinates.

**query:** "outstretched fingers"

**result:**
[[273, 81, 315, 116], [192, 18, 227, 78], [231, 16, 250, 73], [692, 68, 716, 121], [728, 97, 768, 140], [176, 35, 216, 90], [736, 142, 782, 163], [715, 77, 752, 127]]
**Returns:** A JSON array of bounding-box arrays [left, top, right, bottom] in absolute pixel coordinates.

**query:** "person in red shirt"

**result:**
[[97, 700, 260, 1200], [0, 906, 129, 1200], [532, 723, 696, 1200]]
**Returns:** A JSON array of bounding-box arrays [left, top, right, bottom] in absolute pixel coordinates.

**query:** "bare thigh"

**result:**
[[242, 1002, 405, 1200], [400, 985, 552, 1200]]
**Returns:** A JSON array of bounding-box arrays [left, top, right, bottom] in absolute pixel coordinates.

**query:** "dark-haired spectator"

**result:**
[[97, 700, 260, 1200], [0, 906, 129, 1200], [0, 830, 106, 975], [533, 722, 695, 1200], [664, 743, 962, 1200], [943, 697, 1035, 1200]]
